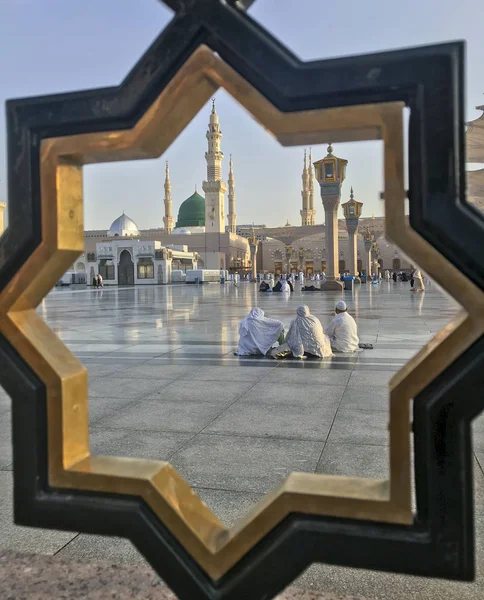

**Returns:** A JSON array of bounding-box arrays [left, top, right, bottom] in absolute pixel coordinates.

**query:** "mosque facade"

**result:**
[[77, 102, 415, 284], [81, 102, 251, 283]]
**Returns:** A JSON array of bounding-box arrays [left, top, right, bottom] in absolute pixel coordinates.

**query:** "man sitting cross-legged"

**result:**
[[325, 300, 359, 353]]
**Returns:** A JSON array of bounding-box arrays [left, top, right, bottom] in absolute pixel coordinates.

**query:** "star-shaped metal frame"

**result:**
[[0, 2, 483, 600]]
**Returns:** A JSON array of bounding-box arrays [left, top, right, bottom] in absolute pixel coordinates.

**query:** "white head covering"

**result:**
[[281, 279, 289, 292], [285, 305, 333, 359], [336, 300, 347, 311], [238, 308, 284, 356]]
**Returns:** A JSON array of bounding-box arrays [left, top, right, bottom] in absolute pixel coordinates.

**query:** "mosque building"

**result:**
[[80, 101, 251, 284], [64, 100, 484, 284]]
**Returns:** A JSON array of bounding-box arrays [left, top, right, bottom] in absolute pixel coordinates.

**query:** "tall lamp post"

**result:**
[[249, 233, 258, 282], [313, 144, 347, 290], [341, 187, 363, 283], [363, 228, 374, 280]]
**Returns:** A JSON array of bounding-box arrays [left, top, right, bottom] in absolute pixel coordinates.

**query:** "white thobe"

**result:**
[[325, 312, 359, 353]]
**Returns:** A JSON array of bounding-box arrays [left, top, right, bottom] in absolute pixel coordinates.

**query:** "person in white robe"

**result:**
[[325, 300, 359, 352], [281, 279, 290, 292], [237, 308, 284, 355], [411, 269, 425, 292], [281, 305, 333, 359], [298, 271, 304, 286], [384, 269, 390, 281]]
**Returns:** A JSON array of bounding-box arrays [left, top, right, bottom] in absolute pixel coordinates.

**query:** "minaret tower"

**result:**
[[308, 147, 316, 225], [227, 154, 236, 234], [163, 161, 174, 234], [300, 149, 311, 226], [203, 99, 226, 235]]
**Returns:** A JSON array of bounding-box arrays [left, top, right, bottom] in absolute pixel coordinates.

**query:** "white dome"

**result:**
[[171, 227, 192, 235], [108, 213, 139, 237]]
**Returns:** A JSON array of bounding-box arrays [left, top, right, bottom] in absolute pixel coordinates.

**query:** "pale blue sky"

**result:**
[[0, 0, 482, 229]]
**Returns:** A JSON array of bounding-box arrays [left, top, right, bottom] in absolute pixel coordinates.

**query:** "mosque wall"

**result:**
[[259, 232, 413, 275], [83, 230, 250, 277]]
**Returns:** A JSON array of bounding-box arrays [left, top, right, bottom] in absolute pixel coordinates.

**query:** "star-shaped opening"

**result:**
[[0, 45, 483, 581]]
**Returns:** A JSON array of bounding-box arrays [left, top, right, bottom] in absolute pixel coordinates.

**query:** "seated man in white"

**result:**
[[325, 300, 359, 352], [277, 305, 332, 359], [237, 308, 284, 355]]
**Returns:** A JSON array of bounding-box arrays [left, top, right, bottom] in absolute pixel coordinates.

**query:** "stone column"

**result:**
[[284, 246, 292, 275], [249, 241, 258, 281], [345, 218, 358, 277], [364, 239, 372, 278], [320, 196, 343, 289]]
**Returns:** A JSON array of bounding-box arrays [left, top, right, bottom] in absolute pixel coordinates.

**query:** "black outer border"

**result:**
[[1, 2, 483, 599]]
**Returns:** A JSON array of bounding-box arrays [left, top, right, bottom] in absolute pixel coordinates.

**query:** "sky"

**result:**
[[0, 0, 482, 230]]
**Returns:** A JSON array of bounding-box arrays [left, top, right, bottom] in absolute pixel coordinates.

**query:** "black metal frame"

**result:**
[[1, 1, 483, 599]]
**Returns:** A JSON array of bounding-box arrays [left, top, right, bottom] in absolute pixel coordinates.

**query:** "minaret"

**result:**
[[300, 149, 311, 226], [163, 161, 174, 234], [202, 99, 226, 234], [227, 154, 236, 234], [313, 144, 348, 290], [308, 147, 316, 225]]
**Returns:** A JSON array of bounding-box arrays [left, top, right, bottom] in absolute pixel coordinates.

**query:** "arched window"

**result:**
[[99, 259, 115, 280], [137, 258, 154, 279], [76, 262, 85, 272]]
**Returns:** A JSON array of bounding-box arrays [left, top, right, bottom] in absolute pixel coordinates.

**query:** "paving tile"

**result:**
[[85, 363, 131, 378], [89, 428, 193, 461], [144, 379, 254, 403], [88, 396, 139, 425], [0, 472, 77, 554], [327, 408, 389, 446], [316, 442, 389, 479], [55, 534, 147, 565], [204, 400, 337, 441], [340, 386, 389, 411], [193, 488, 264, 528], [259, 368, 352, 386], [88, 377, 168, 399], [233, 383, 346, 408], [473, 415, 484, 453], [170, 434, 324, 493], [94, 399, 231, 434], [189, 365, 279, 382], [118, 363, 197, 380], [0, 414, 12, 470], [346, 370, 396, 388]]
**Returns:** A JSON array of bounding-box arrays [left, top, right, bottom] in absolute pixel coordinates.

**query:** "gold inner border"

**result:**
[[0, 45, 483, 580]]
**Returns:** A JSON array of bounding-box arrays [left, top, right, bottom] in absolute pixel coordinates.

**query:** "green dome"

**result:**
[[175, 191, 205, 228]]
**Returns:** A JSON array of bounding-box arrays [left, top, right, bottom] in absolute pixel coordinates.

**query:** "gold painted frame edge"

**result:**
[[1, 45, 483, 580]]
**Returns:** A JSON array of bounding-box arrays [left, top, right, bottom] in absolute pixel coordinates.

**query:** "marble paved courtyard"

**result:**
[[1, 281, 483, 599]]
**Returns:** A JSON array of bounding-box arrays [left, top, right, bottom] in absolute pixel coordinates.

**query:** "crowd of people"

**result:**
[[237, 300, 359, 359], [257, 268, 425, 292]]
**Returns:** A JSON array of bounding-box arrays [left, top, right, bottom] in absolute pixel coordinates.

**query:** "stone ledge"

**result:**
[[0, 550, 369, 599]]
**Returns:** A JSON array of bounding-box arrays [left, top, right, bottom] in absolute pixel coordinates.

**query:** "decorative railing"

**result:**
[[0, 2, 482, 600]]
